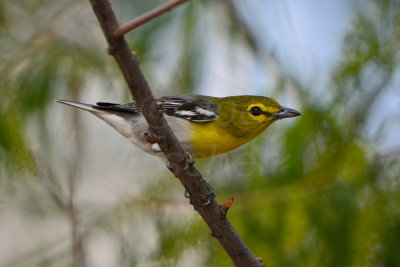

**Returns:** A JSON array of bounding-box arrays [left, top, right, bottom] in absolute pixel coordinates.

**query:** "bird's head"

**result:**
[[216, 96, 301, 138]]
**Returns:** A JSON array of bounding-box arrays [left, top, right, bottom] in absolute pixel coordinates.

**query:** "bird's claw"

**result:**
[[166, 161, 176, 175], [203, 188, 216, 206], [150, 143, 162, 153], [184, 182, 216, 206], [166, 150, 194, 174], [184, 190, 190, 198], [166, 150, 213, 206], [183, 150, 194, 170]]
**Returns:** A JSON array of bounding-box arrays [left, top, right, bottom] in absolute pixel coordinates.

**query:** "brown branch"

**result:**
[[113, 0, 189, 38], [88, 0, 264, 266]]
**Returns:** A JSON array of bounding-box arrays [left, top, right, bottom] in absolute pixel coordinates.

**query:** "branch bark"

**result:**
[[88, 1, 264, 266]]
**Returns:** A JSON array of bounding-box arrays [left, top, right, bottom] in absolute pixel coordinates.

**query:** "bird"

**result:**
[[57, 94, 301, 158]]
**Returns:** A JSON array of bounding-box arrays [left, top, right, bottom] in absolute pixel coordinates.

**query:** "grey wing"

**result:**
[[95, 94, 219, 123], [160, 94, 219, 122]]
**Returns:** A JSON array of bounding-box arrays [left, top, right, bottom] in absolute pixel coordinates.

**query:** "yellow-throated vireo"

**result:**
[[57, 95, 300, 158]]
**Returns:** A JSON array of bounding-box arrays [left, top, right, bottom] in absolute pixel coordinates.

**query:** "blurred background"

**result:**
[[1, 0, 400, 266]]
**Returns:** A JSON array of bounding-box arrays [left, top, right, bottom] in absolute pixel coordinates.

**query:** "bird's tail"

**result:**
[[56, 99, 104, 113]]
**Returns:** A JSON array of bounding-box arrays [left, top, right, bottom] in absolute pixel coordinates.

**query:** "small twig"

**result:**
[[220, 197, 234, 217], [113, 0, 189, 38]]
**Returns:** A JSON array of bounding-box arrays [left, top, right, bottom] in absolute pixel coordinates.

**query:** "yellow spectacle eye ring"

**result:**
[[247, 103, 269, 122], [247, 104, 267, 114]]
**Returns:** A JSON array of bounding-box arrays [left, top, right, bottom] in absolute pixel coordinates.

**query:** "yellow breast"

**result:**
[[189, 122, 255, 157]]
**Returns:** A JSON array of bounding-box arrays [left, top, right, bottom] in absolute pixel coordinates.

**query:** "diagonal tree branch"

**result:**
[[113, 0, 189, 38], [88, 0, 264, 266]]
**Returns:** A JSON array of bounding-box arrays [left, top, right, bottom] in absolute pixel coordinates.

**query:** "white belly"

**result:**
[[93, 111, 192, 156]]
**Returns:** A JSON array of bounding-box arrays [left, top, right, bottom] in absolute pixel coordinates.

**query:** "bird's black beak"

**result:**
[[272, 106, 301, 119]]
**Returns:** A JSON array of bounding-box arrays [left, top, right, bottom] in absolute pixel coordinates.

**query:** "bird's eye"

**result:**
[[250, 106, 263, 116]]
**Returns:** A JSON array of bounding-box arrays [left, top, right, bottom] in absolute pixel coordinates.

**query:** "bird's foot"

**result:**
[[184, 190, 190, 198], [150, 143, 162, 153], [166, 161, 175, 174], [166, 149, 194, 174], [183, 150, 195, 170], [202, 184, 216, 206], [184, 182, 216, 206]]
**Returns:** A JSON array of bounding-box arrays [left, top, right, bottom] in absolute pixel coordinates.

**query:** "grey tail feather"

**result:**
[[55, 99, 101, 113]]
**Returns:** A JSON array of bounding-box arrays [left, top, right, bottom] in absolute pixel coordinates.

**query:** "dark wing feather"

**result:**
[[94, 102, 140, 113], [94, 95, 219, 123], [160, 95, 219, 122]]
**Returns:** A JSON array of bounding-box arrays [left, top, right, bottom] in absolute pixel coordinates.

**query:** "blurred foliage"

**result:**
[[1, 0, 400, 267], [207, 1, 400, 266]]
